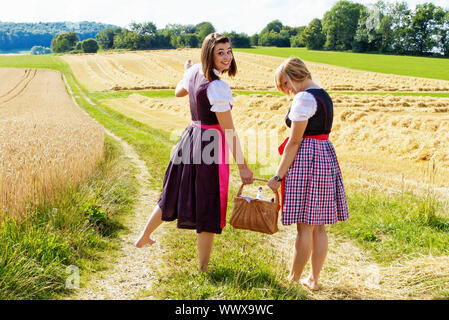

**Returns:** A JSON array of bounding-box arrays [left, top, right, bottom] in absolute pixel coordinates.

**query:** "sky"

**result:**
[[0, 0, 448, 35]]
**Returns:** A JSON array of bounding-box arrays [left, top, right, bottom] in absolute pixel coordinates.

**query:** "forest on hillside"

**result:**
[[0, 21, 117, 50]]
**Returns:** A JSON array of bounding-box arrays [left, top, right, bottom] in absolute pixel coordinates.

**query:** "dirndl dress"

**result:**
[[279, 89, 349, 226], [157, 64, 232, 234]]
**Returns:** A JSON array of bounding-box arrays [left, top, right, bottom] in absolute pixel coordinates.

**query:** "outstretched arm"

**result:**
[[175, 82, 188, 97], [175, 59, 194, 97]]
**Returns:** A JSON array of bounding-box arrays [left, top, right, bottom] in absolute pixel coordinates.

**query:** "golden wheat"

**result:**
[[0, 68, 104, 217]]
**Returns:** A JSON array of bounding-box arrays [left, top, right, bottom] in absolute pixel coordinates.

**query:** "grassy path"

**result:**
[[58, 60, 169, 299], [70, 129, 165, 299]]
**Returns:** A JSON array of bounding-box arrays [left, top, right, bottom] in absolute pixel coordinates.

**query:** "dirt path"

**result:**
[[63, 74, 167, 300], [71, 129, 166, 300]]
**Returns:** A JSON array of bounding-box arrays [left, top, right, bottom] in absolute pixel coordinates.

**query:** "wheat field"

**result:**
[[0, 68, 104, 217]]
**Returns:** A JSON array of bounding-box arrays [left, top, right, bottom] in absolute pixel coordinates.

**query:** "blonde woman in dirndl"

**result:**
[[267, 57, 349, 290]]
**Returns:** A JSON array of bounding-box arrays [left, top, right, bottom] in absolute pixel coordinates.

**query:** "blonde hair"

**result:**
[[274, 57, 312, 95]]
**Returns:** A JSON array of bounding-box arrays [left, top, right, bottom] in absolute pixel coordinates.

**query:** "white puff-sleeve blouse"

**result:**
[[288, 91, 318, 122], [207, 80, 233, 112], [181, 63, 232, 113]]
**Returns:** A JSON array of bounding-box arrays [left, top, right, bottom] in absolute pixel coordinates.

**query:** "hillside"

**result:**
[[0, 21, 118, 51]]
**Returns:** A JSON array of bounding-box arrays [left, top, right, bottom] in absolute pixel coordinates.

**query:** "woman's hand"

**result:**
[[184, 59, 193, 70], [239, 165, 254, 185], [267, 177, 281, 191]]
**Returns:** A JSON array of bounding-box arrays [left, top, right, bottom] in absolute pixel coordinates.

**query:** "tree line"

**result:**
[[0, 21, 116, 51], [252, 1, 449, 56], [91, 0, 448, 56], [94, 21, 251, 51]]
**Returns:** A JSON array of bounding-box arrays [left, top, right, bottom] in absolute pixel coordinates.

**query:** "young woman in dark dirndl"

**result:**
[[267, 57, 349, 290], [135, 33, 254, 272]]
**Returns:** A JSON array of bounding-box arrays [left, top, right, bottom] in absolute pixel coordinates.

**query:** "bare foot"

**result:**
[[287, 274, 300, 283], [300, 277, 319, 290], [135, 236, 156, 248]]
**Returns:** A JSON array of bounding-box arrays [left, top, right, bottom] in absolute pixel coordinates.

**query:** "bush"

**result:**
[[81, 39, 99, 53], [51, 32, 79, 53], [30, 46, 52, 55]]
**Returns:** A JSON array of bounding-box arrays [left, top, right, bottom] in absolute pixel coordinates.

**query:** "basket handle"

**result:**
[[236, 178, 280, 209]]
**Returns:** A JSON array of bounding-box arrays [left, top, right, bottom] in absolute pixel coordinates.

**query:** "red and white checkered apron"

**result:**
[[279, 136, 349, 225]]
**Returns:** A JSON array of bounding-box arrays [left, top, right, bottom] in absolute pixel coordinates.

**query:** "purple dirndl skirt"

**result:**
[[157, 122, 229, 234], [282, 138, 349, 225]]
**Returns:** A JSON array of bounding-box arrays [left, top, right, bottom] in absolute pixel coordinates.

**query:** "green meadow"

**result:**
[[235, 47, 449, 81]]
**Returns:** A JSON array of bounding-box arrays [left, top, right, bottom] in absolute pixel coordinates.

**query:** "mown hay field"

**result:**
[[62, 49, 449, 92], [0, 68, 104, 217]]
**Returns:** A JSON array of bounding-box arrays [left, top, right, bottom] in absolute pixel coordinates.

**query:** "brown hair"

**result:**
[[201, 33, 237, 82], [274, 57, 312, 95]]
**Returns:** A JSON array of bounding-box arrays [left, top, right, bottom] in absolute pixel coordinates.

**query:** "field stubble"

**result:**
[[101, 91, 449, 201], [0, 68, 104, 217], [63, 49, 449, 93]]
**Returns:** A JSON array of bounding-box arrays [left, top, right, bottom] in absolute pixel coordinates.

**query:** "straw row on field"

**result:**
[[0, 68, 104, 217], [63, 49, 449, 92], [100, 92, 449, 199]]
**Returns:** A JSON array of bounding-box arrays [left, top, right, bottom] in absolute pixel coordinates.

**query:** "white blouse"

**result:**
[[288, 91, 317, 122], [181, 63, 232, 113]]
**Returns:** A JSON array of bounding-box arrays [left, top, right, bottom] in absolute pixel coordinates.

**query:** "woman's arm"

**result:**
[[175, 59, 193, 97], [175, 81, 188, 97], [216, 111, 253, 184], [268, 120, 308, 190]]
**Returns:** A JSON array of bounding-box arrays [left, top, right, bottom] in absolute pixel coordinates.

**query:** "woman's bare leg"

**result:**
[[135, 205, 163, 248], [197, 232, 215, 272], [288, 223, 314, 282], [301, 225, 328, 290]]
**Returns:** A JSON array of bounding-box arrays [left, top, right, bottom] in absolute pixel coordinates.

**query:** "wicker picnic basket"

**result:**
[[230, 178, 280, 235]]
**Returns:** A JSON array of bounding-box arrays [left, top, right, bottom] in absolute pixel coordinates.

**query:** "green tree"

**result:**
[[301, 18, 325, 50], [195, 22, 215, 44], [129, 22, 157, 36], [436, 10, 449, 56], [388, 1, 413, 54], [250, 33, 259, 47], [322, 0, 365, 50], [409, 2, 444, 54], [51, 32, 79, 53], [261, 20, 283, 34], [223, 31, 251, 48], [81, 38, 99, 53], [96, 28, 119, 49], [258, 30, 290, 47], [177, 33, 199, 48], [290, 35, 305, 47]]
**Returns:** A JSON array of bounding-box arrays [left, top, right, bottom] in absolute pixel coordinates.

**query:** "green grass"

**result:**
[[235, 47, 449, 81], [329, 189, 449, 264], [0, 54, 60, 70], [90, 90, 176, 100]]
